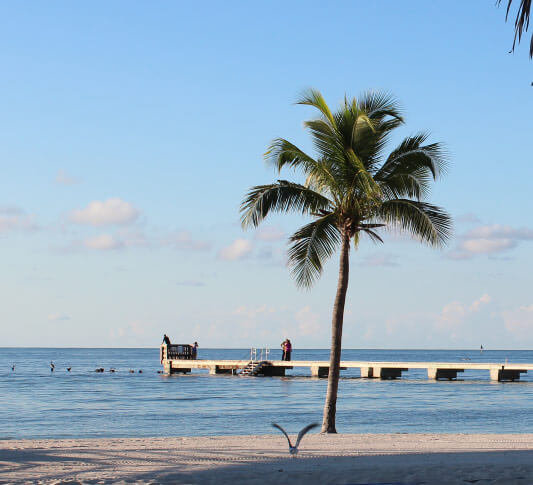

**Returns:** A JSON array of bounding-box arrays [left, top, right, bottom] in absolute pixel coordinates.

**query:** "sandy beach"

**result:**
[[3, 434, 533, 484]]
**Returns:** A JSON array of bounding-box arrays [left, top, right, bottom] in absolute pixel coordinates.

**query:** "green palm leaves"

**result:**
[[241, 89, 451, 288]]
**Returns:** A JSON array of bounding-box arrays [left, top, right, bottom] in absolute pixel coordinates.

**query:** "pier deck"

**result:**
[[161, 356, 532, 382]]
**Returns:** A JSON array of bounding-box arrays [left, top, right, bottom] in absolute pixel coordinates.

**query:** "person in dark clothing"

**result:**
[[192, 341, 198, 359], [162, 334, 171, 345], [285, 339, 292, 361]]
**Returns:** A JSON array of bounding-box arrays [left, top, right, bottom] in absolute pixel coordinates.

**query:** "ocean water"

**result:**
[[2, 347, 533, 440]]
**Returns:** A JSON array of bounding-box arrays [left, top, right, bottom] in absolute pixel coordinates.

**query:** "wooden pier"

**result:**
[[160, 345, 532, 381]]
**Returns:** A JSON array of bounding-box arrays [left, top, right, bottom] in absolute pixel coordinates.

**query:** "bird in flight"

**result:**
[[272, 423, 319, 456]]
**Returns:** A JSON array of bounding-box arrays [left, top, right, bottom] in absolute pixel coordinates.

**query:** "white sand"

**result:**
[[2, 434, 533, 484]]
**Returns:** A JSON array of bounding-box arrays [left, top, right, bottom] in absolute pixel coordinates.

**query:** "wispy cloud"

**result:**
[[48, 313, 71, 322], [163, 231, 212, 251], [83, 234, 124, 250], [176, 280, 205, 287], [456, 213, 481, 224], [359, 253, 399, 267], [503, 304, 533, 334], [218, 239, 253, 261], [69, 198, 139, 226], [55, 169, 80, 185], [449, 224, 533, 259], [0, 206, 37, 233], [254, 225, 285, 242]]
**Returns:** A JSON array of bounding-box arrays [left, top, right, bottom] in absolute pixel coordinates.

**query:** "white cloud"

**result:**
[[0, 206, 37, 233], [69, 198, 139, 226], [84, 234, 124, 250], [436, 294, 491, 329], [48, 313, 71, 322], [218, 239, 253, 261], [55, 169, 79, 185], [467, 225, 533, 240], [451, 224, 533, 259], [461, 238, 515, 254], [163, 231, 211, 251], [470, 294, 491, 312]]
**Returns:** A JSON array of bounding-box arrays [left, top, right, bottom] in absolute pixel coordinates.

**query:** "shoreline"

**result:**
[[3, 434, 533, 484]]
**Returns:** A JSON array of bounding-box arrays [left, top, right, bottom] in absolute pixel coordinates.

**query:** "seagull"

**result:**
[[11, 364, 15, 371], [272, 423, 319, 456], [50, 361, 55, 372]]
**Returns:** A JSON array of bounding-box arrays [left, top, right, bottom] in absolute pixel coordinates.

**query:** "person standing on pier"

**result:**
[[281, 339, 292, 361], [192, 341, 198, 359], [281, 339, 287, 360], [162, 334, 170, 345], [285, 339, 292, 361]]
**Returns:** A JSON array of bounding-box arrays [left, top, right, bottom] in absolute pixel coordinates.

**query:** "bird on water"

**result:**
[[271, 423, 319, 456], [50, 361, 55, 372], [11, 364, 15, 371]]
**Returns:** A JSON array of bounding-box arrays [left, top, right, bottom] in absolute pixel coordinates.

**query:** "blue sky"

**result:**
[[1, 1, 532, 348]]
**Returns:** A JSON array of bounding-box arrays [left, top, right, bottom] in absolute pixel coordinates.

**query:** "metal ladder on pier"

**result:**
[[239, 360, 267, 376], [239, 347, 270, 376]]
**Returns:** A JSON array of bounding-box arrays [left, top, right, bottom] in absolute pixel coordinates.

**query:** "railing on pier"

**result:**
[[250, 347, 270, 362], [160, 344, 194, 363]]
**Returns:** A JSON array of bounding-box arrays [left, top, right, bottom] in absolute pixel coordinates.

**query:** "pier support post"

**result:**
[[373, 367, 407, 379], [427, 368, 463, 380], [261, 366, 286, 376], [311, 366, 329, 378], [360, 366, 374, 378], [209, 365, 234, 375], [168, 362, 191, 374], [490, 367, 526, 381]]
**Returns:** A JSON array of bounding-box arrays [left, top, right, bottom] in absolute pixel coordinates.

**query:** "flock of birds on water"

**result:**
[[9, 362, 154, 374]]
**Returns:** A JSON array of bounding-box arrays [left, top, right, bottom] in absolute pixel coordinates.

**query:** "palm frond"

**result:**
[[240, 181, 332, 229], [361, 228, 384, 244], [377, 199, 452, 247], [304, 119, 344, 163], [498, 0, 532, 57], [377, 133, 448, 179], [265, 138, 323, 174], [296, 88, 336, 126], [378, 173, 428, 201], [288, 214, 341, 288], [358, 91, 404, 125]]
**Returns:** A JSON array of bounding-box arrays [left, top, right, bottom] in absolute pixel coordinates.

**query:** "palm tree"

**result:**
[[240, 90, 451, 433], [498, 0, 532, 58]]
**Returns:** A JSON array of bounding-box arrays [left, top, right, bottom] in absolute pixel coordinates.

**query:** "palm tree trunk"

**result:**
[[321, 228, 350, 433]]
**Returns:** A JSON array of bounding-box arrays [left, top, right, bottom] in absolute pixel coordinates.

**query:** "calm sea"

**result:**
[[2, 347, 533, 440]]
